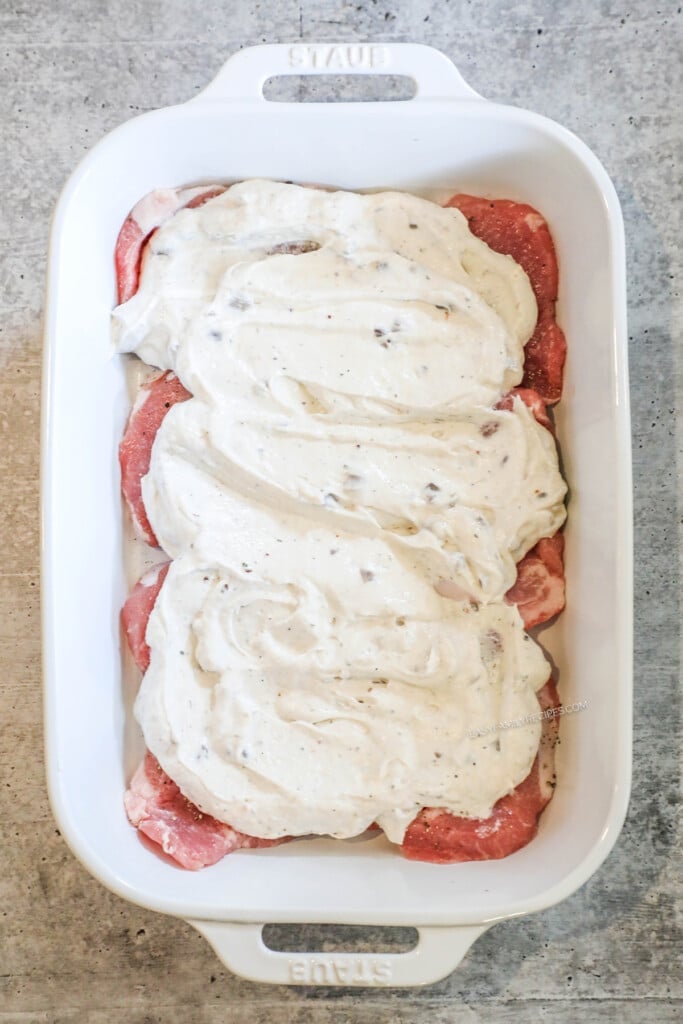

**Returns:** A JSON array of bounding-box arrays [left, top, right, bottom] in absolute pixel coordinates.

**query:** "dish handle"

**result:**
[[191, 42, 482, 104], [187, 919, 489, 987]]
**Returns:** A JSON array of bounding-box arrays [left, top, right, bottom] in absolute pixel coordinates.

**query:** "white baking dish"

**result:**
[[42, 43, 632, 987]]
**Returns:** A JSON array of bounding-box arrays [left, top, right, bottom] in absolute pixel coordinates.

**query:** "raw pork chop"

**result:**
[[115, 186, 226, 304], [125, 752, 286, 870], [122, 561, 561, 867], [122, 565, 289, 868], [120, 375, 565, 627], [121, 561, 169, 673], [445, 194, 567, 403], [507, 533, 566, 629], [401, 678, 560, 863], [119, 371, 191, 546]]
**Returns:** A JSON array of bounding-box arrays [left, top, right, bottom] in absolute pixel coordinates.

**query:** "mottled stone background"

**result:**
[[1, 0, 681, 1020]]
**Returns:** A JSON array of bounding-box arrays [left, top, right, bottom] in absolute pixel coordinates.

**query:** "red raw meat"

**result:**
[[496, 388, 564, 630], [125, 751, 286, 870], [447, 196, 558, 309], [119, 371, 191, 547], [401, 677, 560, 863], [506, 533, 566, 629], [114, 216, 145, 308], [115, 186, 226, 304], [183, 187, 226, 210], [120, 550, 562, 868], [445, 193, 567, 403], [121, 561, 170, 673], [521, 317, 567, 405], [122, 565, 290, 867], [497, 385, 553, 432]]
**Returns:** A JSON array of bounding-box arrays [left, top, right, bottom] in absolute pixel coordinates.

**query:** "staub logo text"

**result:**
[[288, 44, 390, 70], [288, 955, 393, 985]]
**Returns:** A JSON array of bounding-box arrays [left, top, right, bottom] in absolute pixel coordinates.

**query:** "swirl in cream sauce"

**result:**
[[114, 180, 566, 843]]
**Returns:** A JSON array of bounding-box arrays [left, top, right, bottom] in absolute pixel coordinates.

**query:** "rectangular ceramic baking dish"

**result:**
[[42, 42, 632, 987]]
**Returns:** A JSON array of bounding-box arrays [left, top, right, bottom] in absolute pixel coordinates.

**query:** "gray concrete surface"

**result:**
[[1, 0, 681, 1020]]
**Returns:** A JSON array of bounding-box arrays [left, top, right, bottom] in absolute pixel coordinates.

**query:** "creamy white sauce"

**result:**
[[114, 180, 566, 842]]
